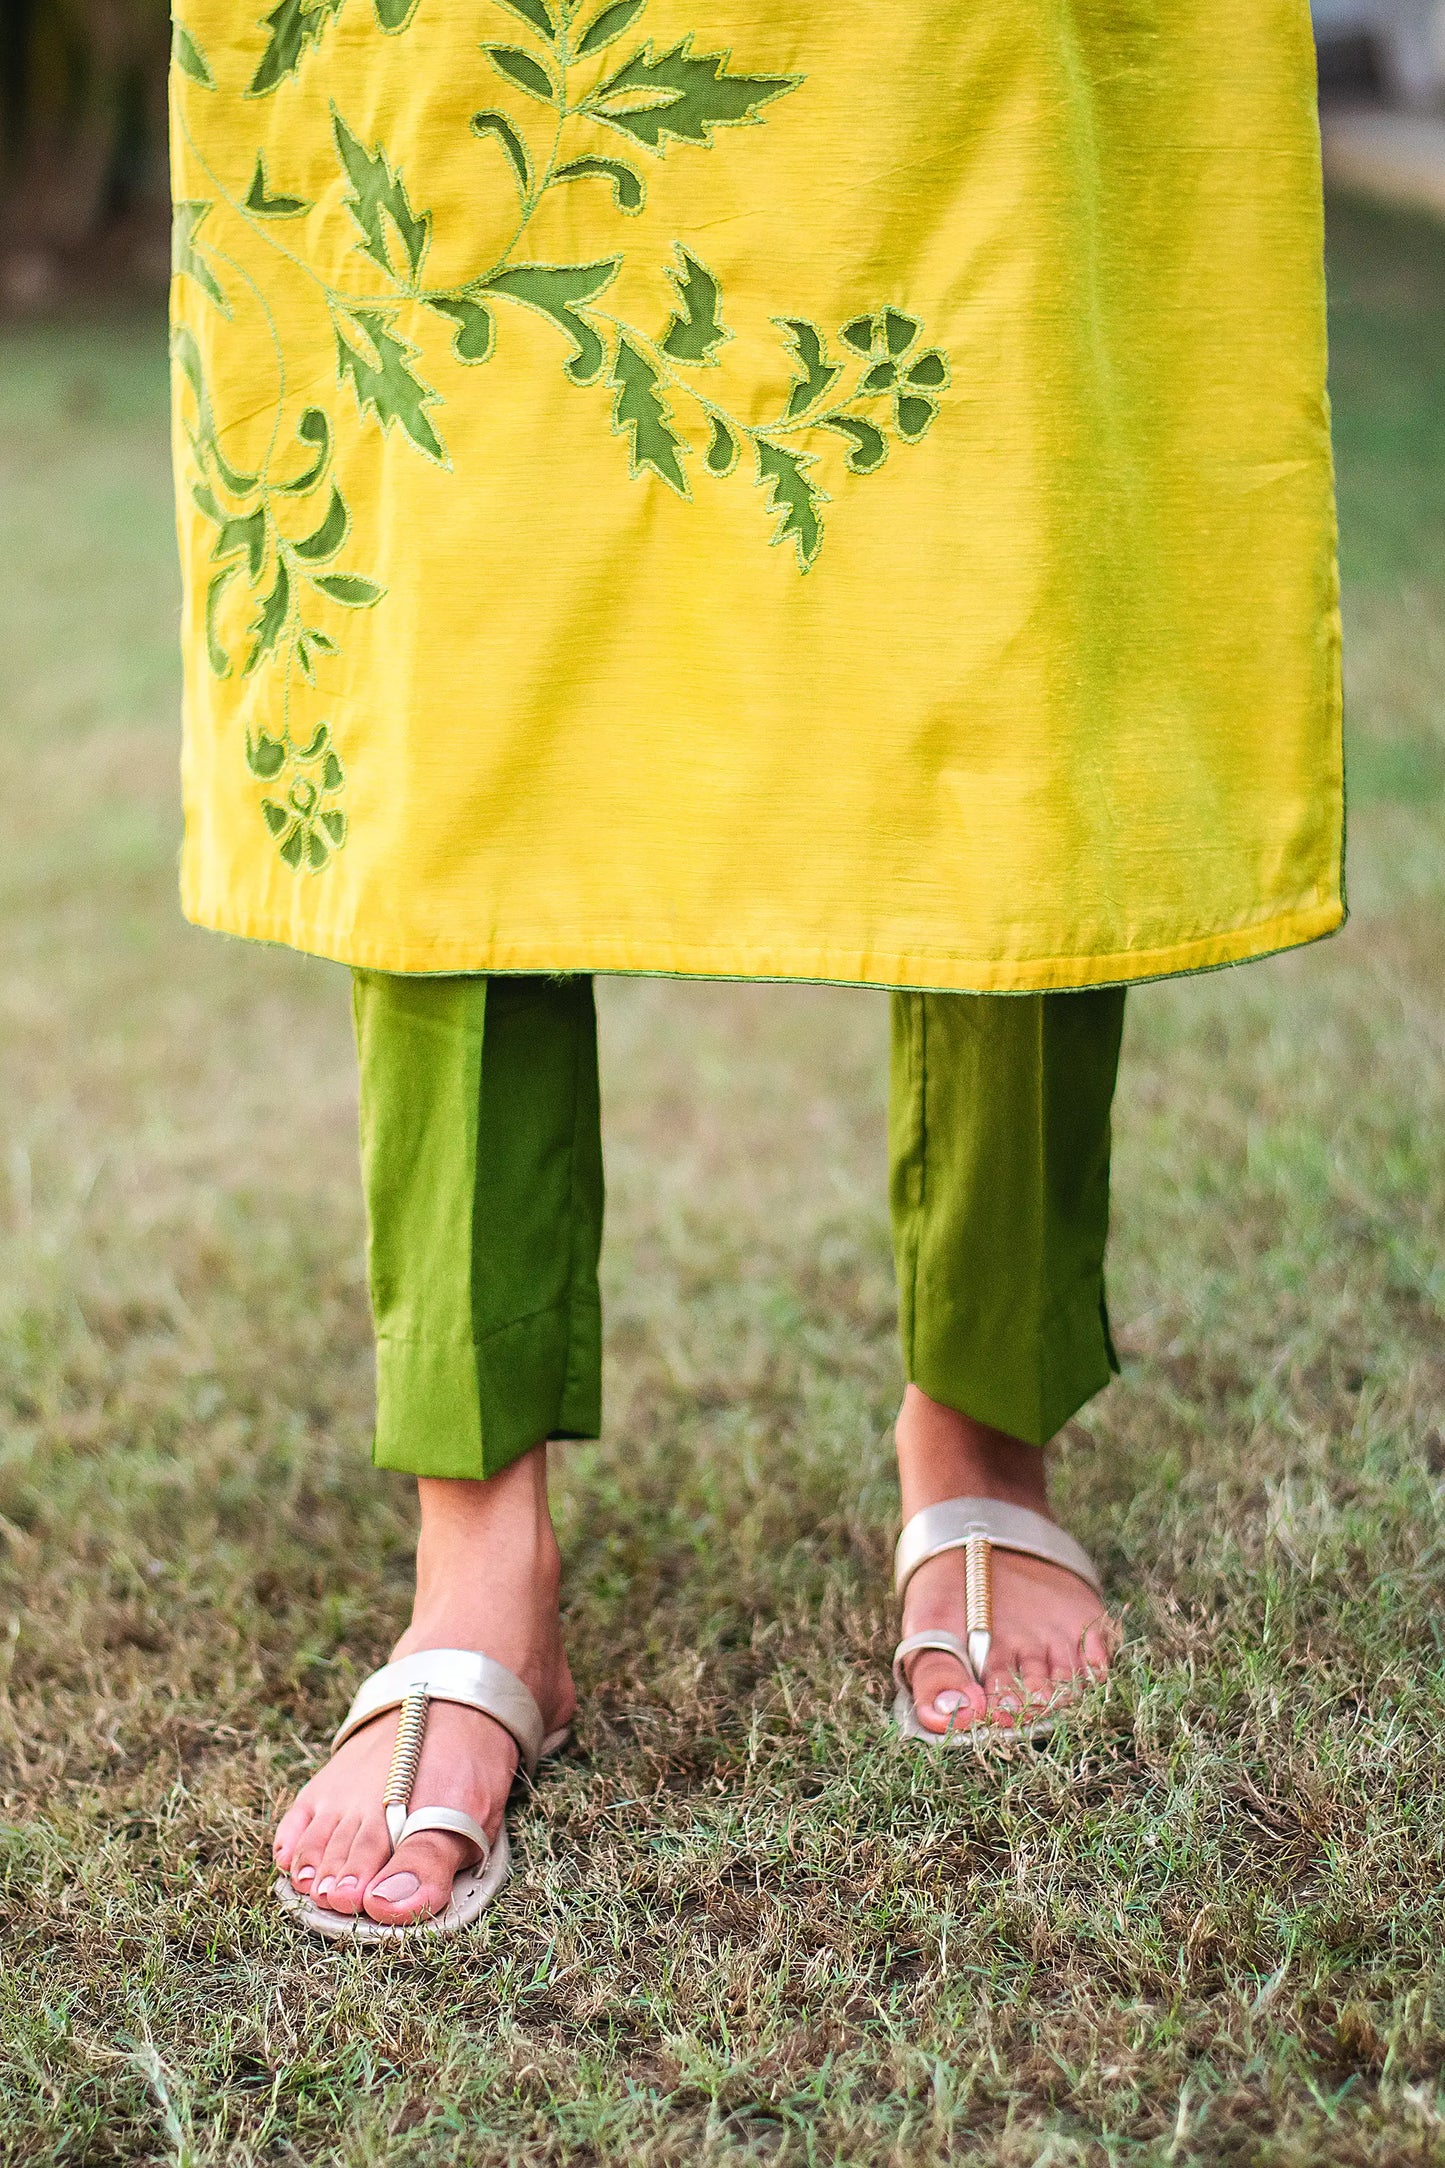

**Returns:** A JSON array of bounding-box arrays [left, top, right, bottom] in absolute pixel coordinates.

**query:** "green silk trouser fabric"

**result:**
[[889, 985, 1126, 1449], [354, 971, 605, 1481], [353, 972, 1125, 1478]]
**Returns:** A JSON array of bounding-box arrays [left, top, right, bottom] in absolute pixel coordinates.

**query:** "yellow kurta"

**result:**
[[168, 0, 1343, 991]]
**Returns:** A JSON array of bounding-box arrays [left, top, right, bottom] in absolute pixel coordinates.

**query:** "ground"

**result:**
[[0, 194, 1443, 2165]]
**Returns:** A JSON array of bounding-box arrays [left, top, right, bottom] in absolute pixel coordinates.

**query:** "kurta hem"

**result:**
[[179, 889, 1345, 995]]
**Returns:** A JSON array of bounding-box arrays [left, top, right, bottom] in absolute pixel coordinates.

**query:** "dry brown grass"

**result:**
[[1, 196, 1443, 2164]]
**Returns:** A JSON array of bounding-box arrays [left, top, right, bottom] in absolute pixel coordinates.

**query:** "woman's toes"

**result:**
[[1047, 1637, 1083, 1698], [908, 1650, 986, 1734], [325, 1815, 395, 1917], [983, 1655, 1025, 1722], [288, 1809, 339, 1893], [363, 1832, 469, 1925], [310, 1814, 363, 1908], [1081, 1618, 1115, 1680], [1016, 1653, 1055, 1711], [273, 1801, 312, 1870]]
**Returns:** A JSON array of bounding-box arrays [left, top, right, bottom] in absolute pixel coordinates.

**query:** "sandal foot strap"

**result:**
[[334, 1648, 546, 1773], [894, 1497, 1102, 1601]]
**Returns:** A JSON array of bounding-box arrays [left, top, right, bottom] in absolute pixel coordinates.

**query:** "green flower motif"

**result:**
[[840, 307, 949, 442], [247, 723, 348, 870], [174, 0, 956, 868]]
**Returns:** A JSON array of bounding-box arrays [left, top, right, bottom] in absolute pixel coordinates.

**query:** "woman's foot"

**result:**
[[894, 1386, 1115, 1735], [272, 1447, 576, 1928]]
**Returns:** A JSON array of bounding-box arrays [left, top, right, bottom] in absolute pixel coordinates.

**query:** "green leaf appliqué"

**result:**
[[275, 409, 332, 494], [704, 414, 739, 478], [552, 158, 645, 215], [172, 203, 230, 316], [247, 0, 344, 97], [904, 349, 948, 390], [590, 38, 801, 154], [205, 566, 236, 677], [575, 0, 645, 57], [610, 336, 688, 495], [755, 439, 826, 571], [484, 261, 619, 387], [895, 396, 937, 442], [486, 45, 557, 103], [213, 509, 268, 580], [311, 572, 386, 606], [495, 0, 556, 38], [291, 487, 349, 562], [429, 295, 497, 363], [173, 25, 215, 86], [660, 247, 727, 365], [333, 111, 431, 278], [472, 110, 532, 194], [245, 557, 292, 673], [335, 309, 446, 462], [822, 415, 887, 475], [778, 318, 841, 420], [246, 731, 288, 779], [244, 155, 311, 218]]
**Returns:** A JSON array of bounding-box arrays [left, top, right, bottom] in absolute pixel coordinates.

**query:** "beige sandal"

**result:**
[[274, 1648, 570, 1942], [892, 1498, 1105, 1745]]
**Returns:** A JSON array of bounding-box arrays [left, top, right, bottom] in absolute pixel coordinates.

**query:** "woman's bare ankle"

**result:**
[[894, 1384, 1050, 1521], [394, 1447, 565, 1667]]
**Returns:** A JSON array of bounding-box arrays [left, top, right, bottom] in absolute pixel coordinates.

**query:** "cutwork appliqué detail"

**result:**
[[172, 0, 951, 868]]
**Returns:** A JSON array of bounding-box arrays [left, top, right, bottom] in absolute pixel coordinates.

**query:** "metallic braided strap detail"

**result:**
[[381, 1687, 428, 1846], [964, 1531, 993, 1681]]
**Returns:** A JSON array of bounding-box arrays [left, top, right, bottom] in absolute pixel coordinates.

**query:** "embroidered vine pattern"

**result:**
[[170, 0, 950, 869]]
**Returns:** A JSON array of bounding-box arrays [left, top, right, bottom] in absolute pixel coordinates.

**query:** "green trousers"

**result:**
[[353, 973, 1126, 1480]]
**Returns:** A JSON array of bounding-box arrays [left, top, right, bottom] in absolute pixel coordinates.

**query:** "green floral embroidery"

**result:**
[[173, 0, 951, 867], [247, 0, 421, 99], [250, 722, 349, 870], [172, 23, 215, 88], [173, 325, 385, 686], [840, 308, 951, 444]]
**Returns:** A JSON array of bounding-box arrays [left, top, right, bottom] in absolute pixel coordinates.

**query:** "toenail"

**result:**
[[372, 1872, 420, 1903], [336, 1876, 358, 1892], [998, 1695, 1020, 1713], [294, 1866, 315, 1883], [316, 1878, 334, 1896], [933, 1692, 965, 1714]]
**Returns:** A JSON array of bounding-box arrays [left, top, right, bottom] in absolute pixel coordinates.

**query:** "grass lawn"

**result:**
[[1, 192, 1443, 2165]]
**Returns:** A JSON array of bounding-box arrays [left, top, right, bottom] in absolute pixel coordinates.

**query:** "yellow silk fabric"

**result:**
[[170, 0, 1343, 990]]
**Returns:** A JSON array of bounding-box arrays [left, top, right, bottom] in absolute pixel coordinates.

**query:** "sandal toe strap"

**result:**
[[893, 1628, 976, 1693], [390, 1804, 491, 1862]]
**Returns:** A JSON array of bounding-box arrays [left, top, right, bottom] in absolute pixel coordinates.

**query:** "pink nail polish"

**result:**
[[316, 1878, 334, 1897], [934, 1691, 965, 1713], [294, 1866, 315, 1884], [372, 1872, 420, 1903]]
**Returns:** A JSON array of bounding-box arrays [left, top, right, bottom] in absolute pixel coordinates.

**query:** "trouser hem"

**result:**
[[906, 1309, 1117, 1450], [373, 1293, 602, 1480]]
